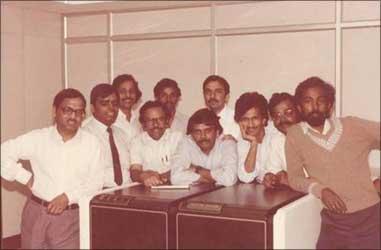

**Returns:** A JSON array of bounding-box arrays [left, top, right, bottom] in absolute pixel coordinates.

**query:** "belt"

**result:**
[[31, 194, 79, 210]]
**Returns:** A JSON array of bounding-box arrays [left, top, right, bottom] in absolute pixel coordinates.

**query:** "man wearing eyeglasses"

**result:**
[[129, 100, 183, 187], [83, 83, 131, 188], [170, 108, 237, 187], [1, 88, 103, 249], [261, 92, 301, 189]]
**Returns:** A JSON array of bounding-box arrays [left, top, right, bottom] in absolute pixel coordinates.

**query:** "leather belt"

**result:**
[[31, 194, 79, 210]]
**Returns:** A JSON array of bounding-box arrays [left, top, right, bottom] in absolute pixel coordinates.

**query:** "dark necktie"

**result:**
[[107, 127, 123, 185]]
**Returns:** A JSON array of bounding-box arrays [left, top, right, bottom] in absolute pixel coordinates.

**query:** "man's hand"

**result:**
[[239, 123, 257, 144], [26, 175, 34, 189], [159, 171, 170, 184], [276, 171, 289, 186], [373, 178, 380, 193], [47, 193, 69, 215], [263, 173, 280, 189], [321, 188, 347, 214], [140, 171, 163, 187]]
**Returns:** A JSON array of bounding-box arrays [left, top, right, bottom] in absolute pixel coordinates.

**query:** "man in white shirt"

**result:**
[[170, 108, 237, 187], [1, 88, 103, 249], [112, 74, 143, 141], [262, 92, 301, 189], [130, 101, 183, 187], [83, 83, 131, 188], [154, 78, 188, 134], [203, 75, 240, 139], [235, 92, 276, 184]]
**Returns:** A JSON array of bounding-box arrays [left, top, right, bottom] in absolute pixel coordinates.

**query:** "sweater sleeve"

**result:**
[[347, 116, 380, 150], [285, 128, 325, 197]]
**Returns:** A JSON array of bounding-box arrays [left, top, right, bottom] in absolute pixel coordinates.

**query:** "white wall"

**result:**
[[1, 4, 62, 238]]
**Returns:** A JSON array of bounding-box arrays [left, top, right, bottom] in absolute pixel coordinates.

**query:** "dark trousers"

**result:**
[[317, 202, 380, 249], [21, 198, 79, 249]]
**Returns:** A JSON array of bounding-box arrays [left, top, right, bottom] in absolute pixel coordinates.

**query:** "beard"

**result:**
[[302, 111, 327, 127]]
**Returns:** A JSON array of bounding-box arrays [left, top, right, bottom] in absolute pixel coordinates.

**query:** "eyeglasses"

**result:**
[[61, 107, 85, 117], [144, 116, 166, 126], [271, 108, 295, 120]]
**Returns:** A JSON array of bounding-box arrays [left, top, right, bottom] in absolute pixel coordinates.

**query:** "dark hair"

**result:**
[[53, 88, 86, 108], [234, 92, 268, 124], [202, 75, 230, 94], [154, 78, 181, 98], [90, 83, 119, 105], [138, 100, 167, 124], [294, 76, 336, 105], [268, 92, 297, 116], [186, 108, 223, 135], [112, 74, 142, 101]]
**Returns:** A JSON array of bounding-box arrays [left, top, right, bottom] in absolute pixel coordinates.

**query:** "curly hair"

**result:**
[[294, 76, 335, 105], [234, 92, 268, 124]]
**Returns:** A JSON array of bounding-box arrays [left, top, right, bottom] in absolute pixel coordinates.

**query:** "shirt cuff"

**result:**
[[14, 163, 32, 185], [308, 182, 326, 199]]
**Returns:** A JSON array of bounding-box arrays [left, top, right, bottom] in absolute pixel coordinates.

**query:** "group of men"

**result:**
[[1, 75, 380, 249]]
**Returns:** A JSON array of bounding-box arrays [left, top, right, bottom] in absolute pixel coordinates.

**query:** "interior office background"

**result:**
[[1, 0, 380, 241]]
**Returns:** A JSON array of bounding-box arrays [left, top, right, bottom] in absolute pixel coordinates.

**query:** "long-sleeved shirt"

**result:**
[[1, 126, 104, 204], [171, 111, 188, 134], [217, 105, 241, 140], [170, 135, 238, 186], [237, 125, 276, 183], [82, 117, 131, 187], [285, 117, 380, 213], [130, 129, 183, 173], [113, 109, 142, 143], [265, 130, 287, 174]]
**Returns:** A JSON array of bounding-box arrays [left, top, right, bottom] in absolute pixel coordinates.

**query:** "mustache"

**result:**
[[198, 139, 210, 144], [121, 97, 134, 102], [207, 99, 218, 103], [308, 111, 323, 117], [278, 120, 294, 127]]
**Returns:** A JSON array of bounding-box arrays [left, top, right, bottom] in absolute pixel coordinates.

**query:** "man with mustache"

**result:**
[[154, 78, 188, 134], [1, 88, 103, 249], [170, 108, 237, 186], [112, 74, 143, 141], [129, 101, 183, 187], [262, 92, 301, 188], [235, 92, 277, 184], [83, 84, 131, 188], [285, 76, 380, 249], [203, 75, 240, 140]]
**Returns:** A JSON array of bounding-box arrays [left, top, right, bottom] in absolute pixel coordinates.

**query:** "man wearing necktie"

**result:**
[[83, 83, 131, 188]]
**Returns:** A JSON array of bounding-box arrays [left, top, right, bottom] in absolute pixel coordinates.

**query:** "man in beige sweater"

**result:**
[[285, 76, 380, 249]]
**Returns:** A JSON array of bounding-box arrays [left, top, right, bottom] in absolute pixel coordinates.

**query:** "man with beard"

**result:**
[[170, 108, 237, 186], [130, 101, 183, 187], [285, 76, 380, 249], [262, 92, 301, 188], [83, 84, 131, 188], [112, 74, 143, 141], [154, 78, 188, 134], [203, 75, 240, 139], [1, 88, 103, 249], [235, 92, 276, 184]]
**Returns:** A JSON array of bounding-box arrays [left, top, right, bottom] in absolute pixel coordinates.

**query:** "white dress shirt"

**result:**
[[1, 126, 104, 204], [113, 109, 142, 143], [82, 117, 132, 187], [171, 111, 188, 134], [130, 129, 183, 174], [265, 130, 287, 174], [237, 126, 276, 183], [217, 105, 241, 139], [170, 135, 238, 186]]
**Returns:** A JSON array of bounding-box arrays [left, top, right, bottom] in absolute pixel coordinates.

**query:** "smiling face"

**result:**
[[190, 123, 219, 154], [141, 106, 168, 140], [54, 97, 86, 136], [156, 86, 180, 115], [270, 99, 300, 134], [298, 86, 333, 128], [116, 80, 139, 111], [203, 80, 229, 114], [238, 107, 267, 138], [92, 93, 119, 127]]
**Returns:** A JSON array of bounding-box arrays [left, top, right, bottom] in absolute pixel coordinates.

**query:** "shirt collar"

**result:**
[[216, 105, 228, 118], [117, 108, 138, 122], [142, 128, 170, 143], [51, 125, 82, 143], [301, 119, 331, 135], [90, 116, 110, 133]]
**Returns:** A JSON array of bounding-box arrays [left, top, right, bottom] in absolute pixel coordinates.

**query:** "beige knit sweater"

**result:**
[[285, 116, 380, 213]]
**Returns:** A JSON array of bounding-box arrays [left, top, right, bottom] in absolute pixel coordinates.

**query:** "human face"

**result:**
[[271, 99, 300, 134], [92, 93, 119, 127], [298, 86, 333, 128], [142, 107, 168, 140], [117, 80, 138, 111], [190, 123, 218, 154], [238, 107, 267, 139], [157, 87, 179, 115], [54, 97, 85, 136], [203, 81, 228, 114]]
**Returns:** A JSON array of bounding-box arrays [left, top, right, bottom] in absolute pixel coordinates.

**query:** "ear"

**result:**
[[327, 102, 335, 117], [90, 104, 95, 115], [297, 104, 302, 114], [225, 93, 230, 104], [52, 105, 57, 124]]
